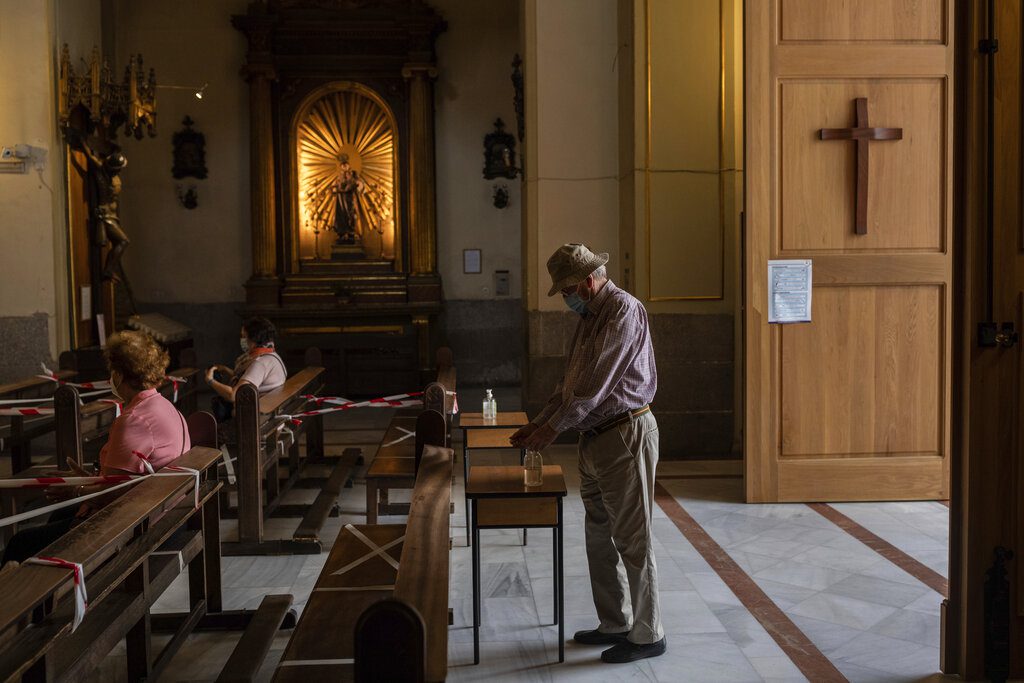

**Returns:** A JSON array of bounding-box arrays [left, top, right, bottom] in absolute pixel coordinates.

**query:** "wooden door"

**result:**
[[745, 0, 954, 502], [949, 0, 1024, 677]]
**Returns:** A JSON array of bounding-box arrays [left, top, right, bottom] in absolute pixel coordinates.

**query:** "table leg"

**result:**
[[557, 497, 564, 663], [521, 449, 529, 546], [366, 479, 378, 524], [472, 499, 481, 665], [552, 527, 558, 625], [464, 435, 471, 546]]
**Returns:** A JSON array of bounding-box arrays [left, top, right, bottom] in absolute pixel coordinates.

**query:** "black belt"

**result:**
[[581, 405, 650, 439]]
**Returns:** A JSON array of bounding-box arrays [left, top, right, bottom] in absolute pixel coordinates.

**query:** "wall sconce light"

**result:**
[[482, 118, 518, 180], [158, 82, 209, 100]]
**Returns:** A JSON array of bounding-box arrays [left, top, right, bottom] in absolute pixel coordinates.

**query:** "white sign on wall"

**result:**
[[768, 259, 812, 324]]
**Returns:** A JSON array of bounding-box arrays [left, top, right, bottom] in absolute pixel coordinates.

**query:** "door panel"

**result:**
[[745, 0, 953, 502], [780, 285, 943, 459], [780, 79, 946, 252], [779, 0, 945, 44]]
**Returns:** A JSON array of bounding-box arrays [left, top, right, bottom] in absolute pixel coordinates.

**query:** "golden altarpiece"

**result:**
[[233, 0, 445, 393]]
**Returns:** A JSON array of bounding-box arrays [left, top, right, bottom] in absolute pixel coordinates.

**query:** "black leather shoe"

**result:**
[[572, 628, 630, 645], [601, 637, 667, 663]]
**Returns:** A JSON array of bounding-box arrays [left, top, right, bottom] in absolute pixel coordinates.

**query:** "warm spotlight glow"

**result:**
[[296, 85, 396, 258]]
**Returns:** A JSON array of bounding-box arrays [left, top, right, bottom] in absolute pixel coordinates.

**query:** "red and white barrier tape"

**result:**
[[0, 407, 54, 417], [24, 556, 88, 631], [36, 364, 188, 399], [0, 465, 199, 528], [37, 364, 111, 390], [0, 474, 134, 489], [280, 391, 425, 424], [0, 388, 110, 407], [134, 451, 200, 507], [0, 476, 143, 528]]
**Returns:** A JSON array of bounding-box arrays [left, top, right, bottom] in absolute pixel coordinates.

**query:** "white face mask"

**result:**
[[109, 375, 123, 401], [240, 338, 249, 353]]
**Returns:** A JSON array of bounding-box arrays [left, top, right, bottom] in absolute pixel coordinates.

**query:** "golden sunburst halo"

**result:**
[[297, 86, 396, 258]]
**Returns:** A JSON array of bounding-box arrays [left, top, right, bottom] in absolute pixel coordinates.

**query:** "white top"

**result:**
[[239, 352, 287, 394]]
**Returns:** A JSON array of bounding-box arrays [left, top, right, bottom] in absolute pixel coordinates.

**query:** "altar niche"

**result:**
[[293, 83, 399, 264], [232, 0, 446, 395]]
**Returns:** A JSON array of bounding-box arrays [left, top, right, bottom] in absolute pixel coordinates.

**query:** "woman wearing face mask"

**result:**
[[2, 331, 190, 564], [205, 316, 287, 422]]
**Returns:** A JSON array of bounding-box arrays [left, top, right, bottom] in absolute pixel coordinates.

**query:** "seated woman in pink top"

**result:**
[[2, 332, 190, 564], [99, 331, 190, 474]]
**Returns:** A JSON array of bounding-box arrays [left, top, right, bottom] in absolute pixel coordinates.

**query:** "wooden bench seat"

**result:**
[[274, 444, 453, 683], [0, 446, 224, 682]]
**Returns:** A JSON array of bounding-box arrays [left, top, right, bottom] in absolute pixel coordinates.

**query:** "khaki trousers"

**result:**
[[578, 410, 663, 644]]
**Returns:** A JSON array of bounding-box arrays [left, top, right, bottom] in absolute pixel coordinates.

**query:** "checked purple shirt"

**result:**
[[535, 280, 657, 433]]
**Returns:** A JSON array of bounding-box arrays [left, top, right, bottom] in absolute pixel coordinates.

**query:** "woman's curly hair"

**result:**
[[104, 331, 169, 390]]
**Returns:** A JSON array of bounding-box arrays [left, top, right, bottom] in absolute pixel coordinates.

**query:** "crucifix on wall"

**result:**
[[818, 97, 903, 235]]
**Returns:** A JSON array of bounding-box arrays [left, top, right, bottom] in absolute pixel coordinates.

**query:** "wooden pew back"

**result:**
[[0, 444, 220, 667], [232, 366, 325, 547], [355, 444, 453, 682]]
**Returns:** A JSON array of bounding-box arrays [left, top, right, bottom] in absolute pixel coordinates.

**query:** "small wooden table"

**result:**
[[458, 411, 529, 545], [466, 464, 567, 665]]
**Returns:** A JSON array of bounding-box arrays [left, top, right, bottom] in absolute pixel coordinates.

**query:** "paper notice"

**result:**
[[768, 259, 812, 324], [80, 286, 91, 322]]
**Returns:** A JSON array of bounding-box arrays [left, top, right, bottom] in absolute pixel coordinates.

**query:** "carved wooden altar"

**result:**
[[233, 0, 445, 394]]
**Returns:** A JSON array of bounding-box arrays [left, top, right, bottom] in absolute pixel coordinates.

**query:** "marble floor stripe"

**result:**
[[653, 482, 848, 683], [806, 503, 948, 597]]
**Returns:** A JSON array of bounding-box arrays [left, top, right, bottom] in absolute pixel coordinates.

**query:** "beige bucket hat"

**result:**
[[546, 243, 609, 296]]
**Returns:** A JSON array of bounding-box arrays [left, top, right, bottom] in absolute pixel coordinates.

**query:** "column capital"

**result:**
[[241, 61, 277, 83], [402, 63, 439, 80]]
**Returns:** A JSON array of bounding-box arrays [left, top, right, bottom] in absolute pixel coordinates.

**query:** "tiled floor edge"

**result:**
[[653, 483, 849, 683], [806, 502, 949, 597]]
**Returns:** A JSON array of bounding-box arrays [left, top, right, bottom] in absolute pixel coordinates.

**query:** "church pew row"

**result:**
[[0, 352, 77, 474], [0, 446, 226, 682], [224, 355, 361, 556], [364, 348, 457, 523], [272, 427, 453, 683]]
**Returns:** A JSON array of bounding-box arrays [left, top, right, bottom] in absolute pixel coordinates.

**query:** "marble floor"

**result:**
[[54, 388, 957, 682]]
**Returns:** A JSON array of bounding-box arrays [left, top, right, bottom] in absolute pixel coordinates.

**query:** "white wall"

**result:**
[[433, 0, 522, 300], [522, 0, 620, 311], [112, 0, 250, 305], [0, 0, 67, 359]]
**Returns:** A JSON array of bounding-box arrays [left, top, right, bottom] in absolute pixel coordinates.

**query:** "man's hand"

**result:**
[[205, 367, 216, 384], [523, 423, 559, 451], [510, 423, 538, 448]]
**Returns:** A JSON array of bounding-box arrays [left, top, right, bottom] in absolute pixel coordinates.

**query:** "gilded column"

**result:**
[[246, 62, 277, 278], [233, 5, 278, 303], [403, 64, 439, 275]]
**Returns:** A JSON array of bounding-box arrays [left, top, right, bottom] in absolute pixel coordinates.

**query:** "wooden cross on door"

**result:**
[[818, 97, 903, 235]]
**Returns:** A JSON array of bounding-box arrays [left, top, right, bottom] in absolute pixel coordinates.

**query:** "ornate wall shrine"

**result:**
[[233, 0, 445, 394]]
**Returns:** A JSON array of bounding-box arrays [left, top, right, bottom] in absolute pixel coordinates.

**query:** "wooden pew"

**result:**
[[226, 361, 361, 556], [365, 351, 457, 524], [0, 446, 225, 682], [0, 352, 76, 473], [272, 427, 452, 683]]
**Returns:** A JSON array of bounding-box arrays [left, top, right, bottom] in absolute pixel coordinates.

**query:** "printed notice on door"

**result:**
[[768, 259, 812, 323]]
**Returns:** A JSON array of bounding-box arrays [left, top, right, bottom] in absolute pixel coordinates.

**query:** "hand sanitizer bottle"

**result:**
[[524, 449, 543, 486], [483, 389, 495, 419]]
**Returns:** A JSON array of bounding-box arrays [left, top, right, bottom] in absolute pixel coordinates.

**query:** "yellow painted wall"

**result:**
[[630, 0, 743, 315], [521, 0, 621, 312]]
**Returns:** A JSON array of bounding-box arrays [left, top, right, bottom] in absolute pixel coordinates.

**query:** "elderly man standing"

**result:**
[[511, 243, 665, 663]]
